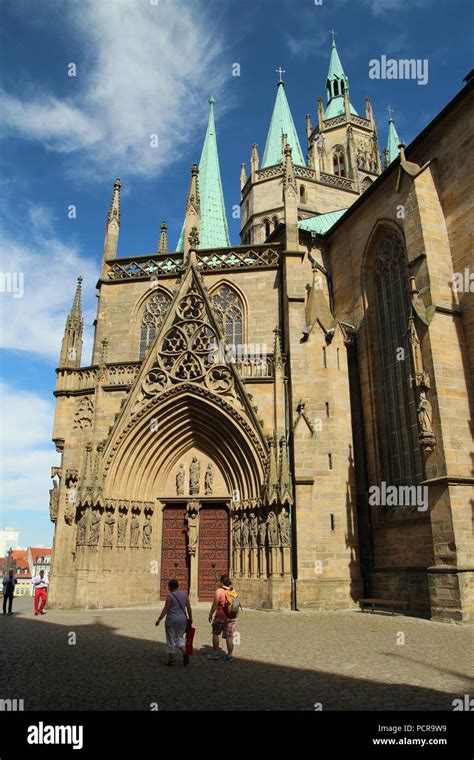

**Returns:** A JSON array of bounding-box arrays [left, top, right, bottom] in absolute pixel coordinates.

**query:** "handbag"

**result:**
[[171, 592, 195, 655]]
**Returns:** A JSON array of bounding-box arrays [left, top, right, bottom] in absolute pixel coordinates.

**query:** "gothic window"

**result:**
[[263, 218, 271, 239], [333, 81, 339, 96], [333, 147, 346, 177], [299, 185, 306, 203], [361, 177, 373, 192], [211, 285, 244, 349], [139, 290, 172, 359], [272, 215, 279, 230], [373, 230, 424, 486]]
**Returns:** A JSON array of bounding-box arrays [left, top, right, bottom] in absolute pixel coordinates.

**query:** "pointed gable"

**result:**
[[102, 265, 268, 484], [261, 82, 305, 168]]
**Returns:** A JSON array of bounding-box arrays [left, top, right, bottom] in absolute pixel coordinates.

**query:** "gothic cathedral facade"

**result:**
[[48, 43, 474, 622]]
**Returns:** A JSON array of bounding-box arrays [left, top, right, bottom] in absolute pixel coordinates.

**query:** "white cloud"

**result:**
[[363, 0, 435, 16], [0, 221, 98, 362], [0, 0, 229, 179], [0, 382, 59, 513]]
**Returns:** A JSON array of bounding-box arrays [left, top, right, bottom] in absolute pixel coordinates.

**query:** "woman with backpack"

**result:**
[[208, 575, 240, 663], [156, 579, 193, 666]]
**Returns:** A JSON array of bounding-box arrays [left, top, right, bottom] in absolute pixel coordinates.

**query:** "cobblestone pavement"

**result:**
[[1, 597, 472, 711]]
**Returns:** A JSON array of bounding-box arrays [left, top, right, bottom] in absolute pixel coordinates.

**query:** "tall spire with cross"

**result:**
[[261, 69, 305, 168], [176, 96, 230, 251], [324, 32, 358, 119], [386, 105, 402, 165]]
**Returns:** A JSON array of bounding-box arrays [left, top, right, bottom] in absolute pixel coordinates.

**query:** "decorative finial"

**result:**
[[387, 105, 394, 121], [330, 29, 337, 44], [209, 96, 215, 105], [275, 66, 286, 84]]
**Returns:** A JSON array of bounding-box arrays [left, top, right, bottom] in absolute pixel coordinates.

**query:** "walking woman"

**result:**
[[155, 579, 193, 666]]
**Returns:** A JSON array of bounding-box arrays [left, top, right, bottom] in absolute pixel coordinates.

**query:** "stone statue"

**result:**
[[76, 508, 87, 545], [103, 512, 115, 547], [417, 391, 435, 449], [418, 391, 432, 431], [249, 511, 258, 549], [189, 457, 200, 495], [186, 506, 199, 555], [49, 479, 59, 522], [176, 463, 185, 496], [241, 512, 250, 548], [278, 507, 290, 547], [117, 513, 127, 546], [130, 514, 140, 547], [232, 512, 241, 548], [88, 509, 101, 545], [258, 511, 267, 547], [267, 510, 279, 546], [142, 513, 152, 548], [204, 463, 214, 495]]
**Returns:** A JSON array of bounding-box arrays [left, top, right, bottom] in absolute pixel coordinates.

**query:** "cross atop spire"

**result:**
[[330, 28, 337, 44], [276, 67, 286, 84], [387, 105, 395, 120]]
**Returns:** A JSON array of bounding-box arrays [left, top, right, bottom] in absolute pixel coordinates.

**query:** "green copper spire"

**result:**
[[261, 79, 305, 168], [386, 109, 402, 164], [176, 97, 230, 251], [324, 39, 358, 119]]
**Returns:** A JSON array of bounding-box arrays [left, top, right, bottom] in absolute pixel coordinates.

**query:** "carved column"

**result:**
[[185, 500, 200, 603]]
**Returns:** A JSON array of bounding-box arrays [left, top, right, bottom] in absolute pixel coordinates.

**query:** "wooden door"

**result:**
[[160, 506, 189, 599], [198, 506, 229, 601]]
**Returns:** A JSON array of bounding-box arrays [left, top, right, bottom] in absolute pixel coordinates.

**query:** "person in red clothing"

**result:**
[[33, 570, 49, 615]]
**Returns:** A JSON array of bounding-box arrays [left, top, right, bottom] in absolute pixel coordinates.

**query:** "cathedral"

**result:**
[[48, 41, 474, 622]]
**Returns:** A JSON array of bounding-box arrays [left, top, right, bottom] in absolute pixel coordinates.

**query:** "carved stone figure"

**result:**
[[189, 457, 200, 495], [417, 391, 435, 449], [76, 508, 87, 545], [176, 463, 185, 495], [88, 509, 101, 545], [258, 511, 267, 547], [267, 510, 279, 546], [278, 507, 290, 547], [49, 479, 59, 522], [142, 514, 152, 548], [249, 511, 258, 548], [186, 504, 199, 555], [103, 512, 115, 547], [204, 463, 214, 495], [241, 512, 250, 548], [117, 513, 127, 546], [130, 514, 140, 547], [232, 512, 242, 548]]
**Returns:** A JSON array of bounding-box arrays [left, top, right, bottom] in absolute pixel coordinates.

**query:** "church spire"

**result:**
[[386, 107, 402, 165], [324, 35, 358, 119], [59, 276, 83, 368], [177, 97, 230, 251], [261, 72, 305, 168], [157, 221, 168, 254], [103, 178, 121, 260]]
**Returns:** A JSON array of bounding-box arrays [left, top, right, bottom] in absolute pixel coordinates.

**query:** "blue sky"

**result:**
[[0, 0, 472, 548]]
